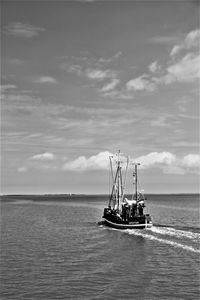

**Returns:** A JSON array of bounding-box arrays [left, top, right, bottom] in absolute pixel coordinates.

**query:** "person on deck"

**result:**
[[138, 201, 144, 216]]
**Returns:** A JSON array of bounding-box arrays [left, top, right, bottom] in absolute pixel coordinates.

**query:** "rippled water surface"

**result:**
[[1, 194, 200, 299]]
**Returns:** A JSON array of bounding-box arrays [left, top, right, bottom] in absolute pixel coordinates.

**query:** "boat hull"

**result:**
[[103, 217, 153, 230]]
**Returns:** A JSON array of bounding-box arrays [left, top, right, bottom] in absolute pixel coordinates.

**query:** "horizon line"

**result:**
[[1, 192, 199, 197]]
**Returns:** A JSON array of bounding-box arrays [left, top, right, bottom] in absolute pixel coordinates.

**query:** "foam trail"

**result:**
[[126, 230, 200, 253], [149, 226, 200, 240]]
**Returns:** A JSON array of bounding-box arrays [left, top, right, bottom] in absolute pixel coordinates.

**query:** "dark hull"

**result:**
[[103, 217, 153, 230]]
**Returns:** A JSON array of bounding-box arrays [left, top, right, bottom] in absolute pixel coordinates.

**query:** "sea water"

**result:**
[[0, 194, 199, 300]]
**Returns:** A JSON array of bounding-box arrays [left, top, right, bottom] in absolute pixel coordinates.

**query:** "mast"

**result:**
[[133, 163, 140, 201], [117, 162, 120, 208], [109, 155, 114, 184], [116, 150, 121, 210], [108, 150, 123, 210], [121, 156, 129, 201], [108, 151, 119, 208], [108, 165, 118, 208]]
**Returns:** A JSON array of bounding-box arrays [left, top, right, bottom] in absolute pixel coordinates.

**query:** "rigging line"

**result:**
[[138, 180, 145, 196], [137, 179, 149, 213], [109, 164, 110, 199], [138, 180, 145, 200], [122, 156, 129, 200]]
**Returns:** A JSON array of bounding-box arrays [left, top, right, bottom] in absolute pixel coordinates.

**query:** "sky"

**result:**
[[1, 0, 200, 194]]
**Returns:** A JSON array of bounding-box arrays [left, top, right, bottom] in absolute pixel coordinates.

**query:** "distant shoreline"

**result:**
[[1, 193, 199, 202]]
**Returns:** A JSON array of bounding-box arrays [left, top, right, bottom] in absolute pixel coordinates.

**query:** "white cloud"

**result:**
[[101, 90, 122, 99], [16, 152, 58, 172], [167, 30, 200, 83], [4, 22, 45, 38], [62, 54, 122, 97], [67, 64, 82, 76], [21, 151, 200, 174], [185, 29, 200, 48], [148, 61, 160, 73], [163, 154, 200, 174], [63, 151, 177, 172], [181, 154, 200, 168], [61, 151, 200, 174], [99, 51, 122, 63], [133, 152, 200, 174], [35, 76, 57, 83], [85, 68, 116, 81], [170, 45, 181, 57], [170, 29, 200, 57], [66, 62, 118, 87], [126, 74, 156, 92], [31, 152, 56, 161], [63, 29, 198, 101], [133, 152, 176, 169], [65, 52, 122, 72], [124, 29, 200, 95], [152, 52, 200, 86], [101, 79, 120, 92], [166, 53, 200, 83], [62, 151, 113, 171]]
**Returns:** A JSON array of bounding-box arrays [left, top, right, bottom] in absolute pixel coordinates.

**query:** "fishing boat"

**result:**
[[102, 150, 152, 229]]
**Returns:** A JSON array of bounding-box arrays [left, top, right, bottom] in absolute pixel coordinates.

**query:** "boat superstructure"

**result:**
[[103, 150, 152, 229]]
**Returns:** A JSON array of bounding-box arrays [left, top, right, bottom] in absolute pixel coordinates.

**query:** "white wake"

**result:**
[[149, 226, 200, 240], [125, 228, 200, 253]]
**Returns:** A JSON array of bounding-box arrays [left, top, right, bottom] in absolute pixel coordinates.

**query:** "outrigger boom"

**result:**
[[103, 150, 152, 229]]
